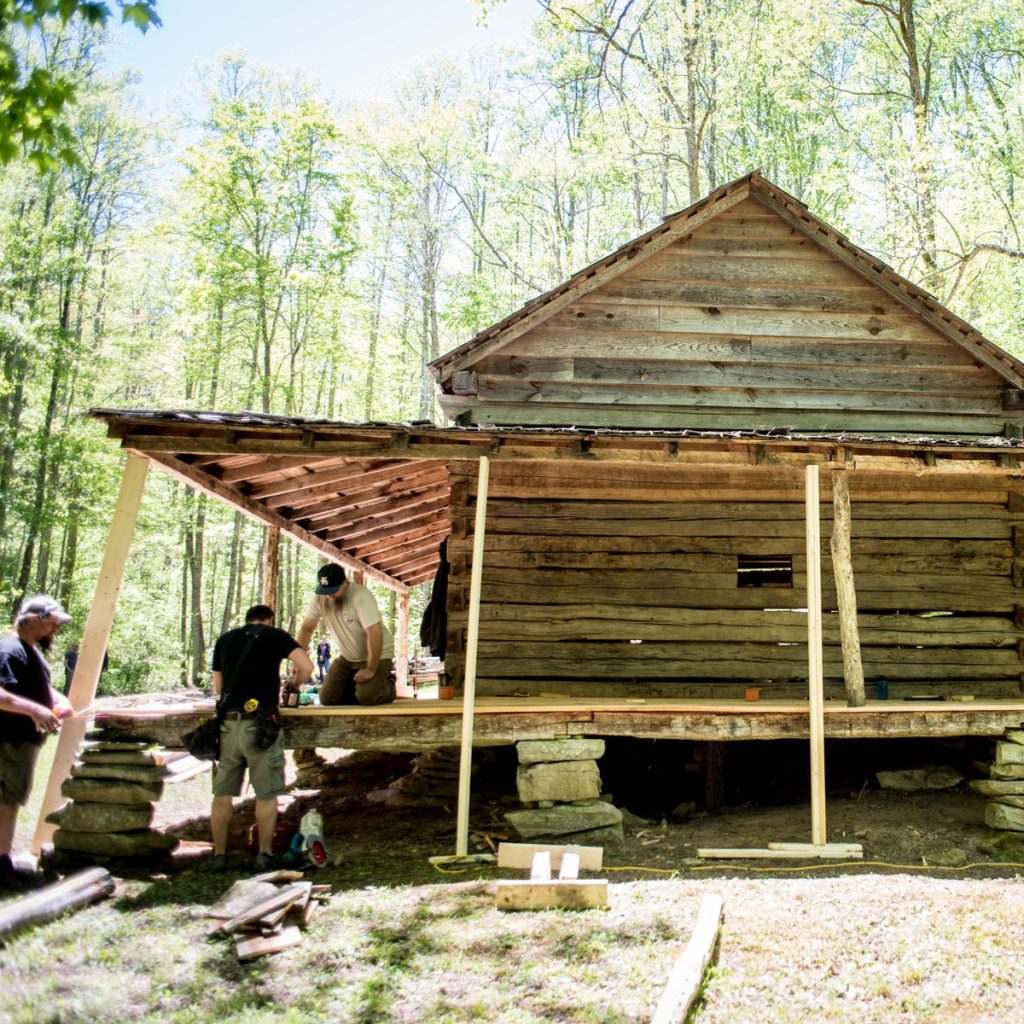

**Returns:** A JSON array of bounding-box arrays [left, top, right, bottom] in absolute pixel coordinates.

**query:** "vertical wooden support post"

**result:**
[[395, 590, 411, 697], [805, 464, 827, 846], [830, 468, 865, 707], [261, 525, 280, 609], [455, 456, 489, 856], [33, 453, 149, 853]]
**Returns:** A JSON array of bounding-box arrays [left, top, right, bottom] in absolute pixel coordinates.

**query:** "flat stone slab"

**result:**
[[990, 763, 1024, 780], [985, 801, 1024, 832], [877, 766, 963, 791], [516, 739, 606, 765], [53, 828, 178, 857], [991, 794, 1024, 809], [80, 750, 167, 766], [995, 741, 1024, 766], [62, 776, 164, 805], [46, 800, 155, 833], [504, 801, 622, 840], [71, 762, 168, 782], [1003, 729, 1024, 746], [970, 779, 1024, 796], [517, 760, 601, 803]]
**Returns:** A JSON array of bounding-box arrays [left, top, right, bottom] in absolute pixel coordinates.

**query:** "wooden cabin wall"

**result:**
[[444, 461, 1024, 701], [445, 198, 1024, 436]]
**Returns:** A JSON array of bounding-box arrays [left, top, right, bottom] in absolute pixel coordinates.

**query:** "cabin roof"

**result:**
[[91, 406, 1024, 591], [430, 170, 1024, 396]]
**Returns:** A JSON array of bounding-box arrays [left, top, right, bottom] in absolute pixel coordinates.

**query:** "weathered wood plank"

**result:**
[[90, 702, 1024, 748], [472, 643, 1021, 679], [462, 606, 1023, 646], [475, 379, 1003, 416], [633, 251, 871, 287], [444, 397, 1012, 434], [512, 328, 975, 367], [462, 580, 1014, 614], [478, 356, 997, 395], [465, 549, 1011, 576]]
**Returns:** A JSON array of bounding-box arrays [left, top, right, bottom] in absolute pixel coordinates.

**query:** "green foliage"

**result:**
[[0, 0, 158, 169]]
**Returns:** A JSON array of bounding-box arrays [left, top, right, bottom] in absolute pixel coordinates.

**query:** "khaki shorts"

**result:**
[[319, 657, 395, 706], [212, 719, 286, 801], [0, 741, 40, 808]]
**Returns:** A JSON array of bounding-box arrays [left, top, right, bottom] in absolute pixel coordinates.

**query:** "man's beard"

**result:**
[[38, 634, 53, 654]]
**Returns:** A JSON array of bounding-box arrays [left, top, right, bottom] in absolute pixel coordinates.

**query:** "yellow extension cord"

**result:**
[[432, 859, 1024, 877]]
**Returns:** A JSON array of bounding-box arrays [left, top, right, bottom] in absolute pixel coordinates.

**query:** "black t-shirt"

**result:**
[[211, 624, 300, 711], [0, 634, 54, 747]]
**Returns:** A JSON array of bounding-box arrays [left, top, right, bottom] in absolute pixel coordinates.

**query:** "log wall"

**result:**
[[444, 460, 1024, 701]]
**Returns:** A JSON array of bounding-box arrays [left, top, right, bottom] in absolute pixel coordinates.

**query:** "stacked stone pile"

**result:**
[[504, 739, 624, 847], [47, 740, 178, 858], [371, 747, 475, 807], [970, 729, 1024, 832]]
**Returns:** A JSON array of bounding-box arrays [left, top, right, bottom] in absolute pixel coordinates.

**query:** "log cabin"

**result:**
[[36, 171, 1024, 851]]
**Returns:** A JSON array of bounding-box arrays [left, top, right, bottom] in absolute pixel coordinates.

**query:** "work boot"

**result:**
[[253, 851, 276, 873], [207, 853, 229, 874]]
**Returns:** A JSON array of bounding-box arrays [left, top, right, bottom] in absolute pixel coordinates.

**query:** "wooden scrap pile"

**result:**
[[971, 728, 1024, 831], [47, 738, 201, 858], [206, 871, 331, 960]]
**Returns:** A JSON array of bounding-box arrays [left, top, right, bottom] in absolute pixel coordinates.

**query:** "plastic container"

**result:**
[[875, 677, 889, 700]]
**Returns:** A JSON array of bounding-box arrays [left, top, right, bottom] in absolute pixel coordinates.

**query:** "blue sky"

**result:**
[[107, 0, 540, 107]]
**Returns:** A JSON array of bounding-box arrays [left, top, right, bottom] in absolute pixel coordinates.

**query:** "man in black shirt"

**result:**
[[209, 605, 313, 872], [0, 595, 74, 883]]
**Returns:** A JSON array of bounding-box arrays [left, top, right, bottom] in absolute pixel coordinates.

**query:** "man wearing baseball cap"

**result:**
[[0, 595, 74, 885], [296, 565, 396, 707]]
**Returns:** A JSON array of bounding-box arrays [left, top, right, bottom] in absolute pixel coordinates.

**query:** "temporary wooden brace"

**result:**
[[806, 463, 827, 845], [395, 591, 410, 695], [32, 453, 149, 854], [455, 455, 490, 856], [830, 468, 866, 706], [649, 894, 724, 1024], [261, 524, 280, 607]]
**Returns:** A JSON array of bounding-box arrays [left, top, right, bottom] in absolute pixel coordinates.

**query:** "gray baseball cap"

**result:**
[[15, 594, 72, 627]]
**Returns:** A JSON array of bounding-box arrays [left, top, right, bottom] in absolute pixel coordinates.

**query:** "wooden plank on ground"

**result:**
[[697, 845, 863, 860], [235, 925, 303, 961], [650, 894, 724, 1024], [495, 879, 609, 911]]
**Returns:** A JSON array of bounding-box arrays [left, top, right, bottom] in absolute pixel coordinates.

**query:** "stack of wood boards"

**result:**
[[446, 459, 1024, 701], [971, 729, 1024, 831], [48, 739, 183, 858], [206, 871, 331, 960]]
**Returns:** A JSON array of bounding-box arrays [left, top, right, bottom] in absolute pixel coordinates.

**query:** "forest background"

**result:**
[[1, 0, 1023, 693]]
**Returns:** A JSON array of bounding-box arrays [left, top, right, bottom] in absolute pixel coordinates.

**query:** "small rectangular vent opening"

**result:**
[[737, 554, 793, 589]]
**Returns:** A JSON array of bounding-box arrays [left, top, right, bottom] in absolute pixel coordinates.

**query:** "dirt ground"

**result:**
[[157, 734, 1024, 886]]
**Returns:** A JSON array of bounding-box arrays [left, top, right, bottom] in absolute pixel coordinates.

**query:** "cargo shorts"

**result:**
[[211, 718, 286, 801], [0, 741, 41, 807], [319, 657, 395, 706]]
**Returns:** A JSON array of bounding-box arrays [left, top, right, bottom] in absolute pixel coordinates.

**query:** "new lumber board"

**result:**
[[497, 842, 604, 872], [649, 894, 724, 1024], [495, 879, 609, 911], [696, 846, 864, 859]]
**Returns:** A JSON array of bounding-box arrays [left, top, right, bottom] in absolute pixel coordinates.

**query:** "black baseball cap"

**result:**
[[315, 564, 346, 595]]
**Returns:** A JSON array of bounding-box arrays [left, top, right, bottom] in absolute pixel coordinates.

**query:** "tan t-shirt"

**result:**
[[303, 583, 395, 663]]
